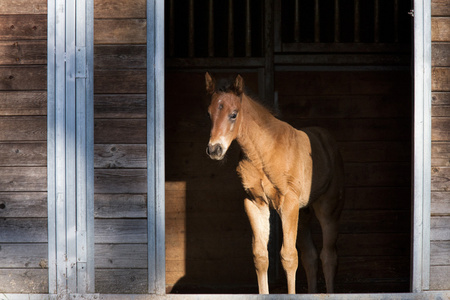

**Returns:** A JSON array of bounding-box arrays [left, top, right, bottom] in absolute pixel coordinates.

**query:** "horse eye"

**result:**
[[229, 112, 238, 120]]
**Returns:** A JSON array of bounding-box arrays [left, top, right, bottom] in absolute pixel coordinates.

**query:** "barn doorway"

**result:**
[[165, 0, 413, 294]]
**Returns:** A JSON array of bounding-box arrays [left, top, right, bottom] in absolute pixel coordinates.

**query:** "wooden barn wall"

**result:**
[[165, 70, 412, 294], [0, 0, 48, 293], [430, 0, 450, 291], [93, 0, 148, 294]]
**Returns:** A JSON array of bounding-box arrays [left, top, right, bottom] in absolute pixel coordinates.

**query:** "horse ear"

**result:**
[[205, 72, 215, 95], [234, 74, 244, 96]]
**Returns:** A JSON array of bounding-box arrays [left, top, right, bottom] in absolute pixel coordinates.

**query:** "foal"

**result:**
[[205, 73, 344, 294]]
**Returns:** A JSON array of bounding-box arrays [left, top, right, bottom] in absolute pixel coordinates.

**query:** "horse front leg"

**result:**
[[278, 198, 300, 294], [244, 198, 270, 294]]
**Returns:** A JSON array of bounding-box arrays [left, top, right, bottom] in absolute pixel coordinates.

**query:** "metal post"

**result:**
[[48, 0, 94, 295]]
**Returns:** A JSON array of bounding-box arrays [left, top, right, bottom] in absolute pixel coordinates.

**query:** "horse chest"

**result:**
[[238, 160, 287, 209]]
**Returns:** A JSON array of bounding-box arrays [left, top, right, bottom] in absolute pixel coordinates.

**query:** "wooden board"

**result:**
[[431, 192, 450, 215], [0, 243, 47, 268], [95, 219, 147, 244], [432, 17, 450, 42], [95, 269, 147, 294], [0, 0, 47, 14], [432, 92, 450, 105], [0, 117, 46, 141], [431, 216, 450, 241], [432, 67, 450, 91], [95, 244, 147, 269], [0, 91, 46, 115], [94, 194, 147, 218], [94, 144, 146, 169], [430, 265, 450, 290], [431, 241, 450, 265], [432, 119, 450, 141], [432, 43, 450, 67], [0, 40, 46, 65], [0, 15, 46, 40], [94, 119, 146, 144], [0, 218, 47, 243], [0, 66, 46, 90], [0, 167, 46, 191], [0, 142, 46, 166], [94, 70, 146, 94], [0, 192, 47, 218], [432, 0, 450, 16], [95, 94, 146, 118], [431, 167, 450, 191], [94, 0, 145, 19], [0, 269, 48, 293], [94, 169, 146, 194], [94, 19, 146, 45], [94, 45, 145, 70]]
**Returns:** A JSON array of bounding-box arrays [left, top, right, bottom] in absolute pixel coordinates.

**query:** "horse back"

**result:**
[[301, 127, 341, 203]]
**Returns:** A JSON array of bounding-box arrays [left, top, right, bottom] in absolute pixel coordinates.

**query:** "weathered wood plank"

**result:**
[[0, 192, 47, 218], [95, 219, 147, 243], [432, 118, 450, 141], [0, 91, 46, 115], [0, 0, 47, 14], [432, 105, 450, 117], [94, 0, 145, 19], [94, 194, 146, 218], [432, 0, 450, 16], [0, 243, 47, 268], [0, 269, 48, 293], [432, 167, 450, 191], [279, 95, 411, 119], [0, 67, 46, 90], [431, 216, 450, 240], [0, 142, 46, 166], [94, 144, 146, 168], [432, 17, 450, 42], [95, 94, 146, 118], [0, 218, 47, 242], [275, 71, 411, 96], [0, 117, 46, 141], [432, 43, 450, 67], [94, 169, 146, 194], [336, 141, 410, 163], [95, 268, 147, 294], [432, 92, 450, 105], [95, 244, 147, 268], [94, 70, 146, 94], [94, 45, 146, 70], [0, 40, 46, 65], [0, 167, 46, 191], [0, 15, 46, 40], [94, 19, 146, 45], [432, 142, 450, 166], [431, 241, 450, 265], [344, 187, 410, 210], [430, 265, 450, 290], [432, 67, 450, 91], [432, 192, 450, 215], [94, 119, 146, 144]]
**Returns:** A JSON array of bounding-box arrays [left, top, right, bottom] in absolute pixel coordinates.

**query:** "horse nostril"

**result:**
[[206, 145, 211, 156], [216, 144, 223, 156]]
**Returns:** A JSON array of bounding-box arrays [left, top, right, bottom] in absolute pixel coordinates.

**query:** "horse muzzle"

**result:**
[[206, 143, 225, 160]]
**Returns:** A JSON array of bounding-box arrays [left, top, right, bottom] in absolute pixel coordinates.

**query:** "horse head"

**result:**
[[205, 72, 244, 160]]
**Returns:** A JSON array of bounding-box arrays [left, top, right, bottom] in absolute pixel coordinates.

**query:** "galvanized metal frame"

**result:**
[[412, 0, 432, 292], [2, 0, 432, 298], [148, 0, 166, 295], [47, 0, 95, 296]]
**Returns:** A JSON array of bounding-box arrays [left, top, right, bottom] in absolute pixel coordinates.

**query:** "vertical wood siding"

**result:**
[[430, 0, 450, 291], [0, 0, 48, 293]]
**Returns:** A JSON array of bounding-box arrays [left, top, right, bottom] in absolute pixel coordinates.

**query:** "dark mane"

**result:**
[[213, 75, 277, 116]]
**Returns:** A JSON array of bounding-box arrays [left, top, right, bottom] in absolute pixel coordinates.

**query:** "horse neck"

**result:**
[[237, 94, 279, 164]]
